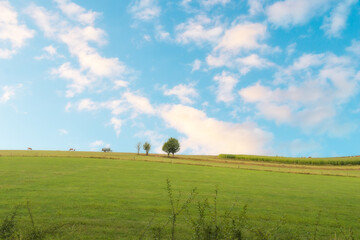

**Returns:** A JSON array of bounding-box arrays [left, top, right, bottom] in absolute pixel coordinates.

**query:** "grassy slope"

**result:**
[[2, 150, 360, 177], [1, 152, 360, 239]]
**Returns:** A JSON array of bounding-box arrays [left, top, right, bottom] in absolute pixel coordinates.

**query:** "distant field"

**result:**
[[1, 151, 360, 239], [219, 154, 360, 166]]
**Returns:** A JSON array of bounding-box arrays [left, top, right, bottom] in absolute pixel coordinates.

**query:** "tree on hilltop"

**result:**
[[143, 142, 151, 156], [136, 142, 141, 155], [162, 138, 180, 157]]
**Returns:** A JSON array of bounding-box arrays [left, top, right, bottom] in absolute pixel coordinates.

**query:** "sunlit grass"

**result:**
[[0, 151, 360, 238]]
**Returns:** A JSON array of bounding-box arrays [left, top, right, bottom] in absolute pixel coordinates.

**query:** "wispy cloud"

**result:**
[[128, 0, 161, 21], [213, 71, 238, 103], [163, 83, 198, 104], [266, 0, 332, 28], [200, 0, 230, 7], [346, 40, 360, 55], [0, 1, 34, 58], [0, 84, 23, 103], [191, 59, 201, 72], [27, 1, 130, 97], [110, 117, 122, 136], [322, 0, 358, 37], [35, 45, 64, 60], [239, 52, 360, 134], [175, 15, 223, 46], [54, 0, 100, 25]]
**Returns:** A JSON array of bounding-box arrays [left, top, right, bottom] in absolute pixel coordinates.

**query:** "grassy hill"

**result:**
[[1, 151, 360, 239]]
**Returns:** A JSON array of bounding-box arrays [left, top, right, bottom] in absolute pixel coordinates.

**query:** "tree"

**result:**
[[136, 142, 141, 155], [143, 141, 151, 155], [162, 138, 180, 157], [162, 142, 171, 157]]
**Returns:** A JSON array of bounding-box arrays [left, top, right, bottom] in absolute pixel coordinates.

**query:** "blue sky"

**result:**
[[1, 0, 360, 156]]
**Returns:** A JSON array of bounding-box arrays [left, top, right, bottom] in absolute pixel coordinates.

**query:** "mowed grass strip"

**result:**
[[1, 155, 360, 239], [219, 154, 360, 166]]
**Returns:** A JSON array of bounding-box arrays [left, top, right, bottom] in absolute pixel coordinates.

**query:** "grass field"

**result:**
[[1, 151, 360, 239]]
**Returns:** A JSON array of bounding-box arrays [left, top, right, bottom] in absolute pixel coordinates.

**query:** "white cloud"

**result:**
[[266, 0, 333, 28], [160, 104, 272, 155], [191, 59, 201, 72], [215, 22, 267, 53], [25, 4, 59, 37], [0, 1, 34, 58], [163, 83, 198, 104], [113, 80, 129, 89], [75, 92, 155, 136], [175, 15, 223, 45], [52, 62, 93, 98], [213, 71, 238, 103], [54, 0, 100, 25], [123, 91, 156, 115], [58, 129, 69, 135], [143, 34, 151, 41], [44, 45, 57, 55], [239, 53, 360, 131], [236, 54, 273, 75], [346, 40, 360, 55], [206, 53, 229, 67], [58, 26, 127, 77], [248, 0, 264, 16], [0, 84, 22, 103], [181, 0, 192, 7], [206, 22, 270, 73], [286, 43, 296, 56], [322, 0, 358, 37], [200, 0, 230, 7], [77, 98, 98, 111], [110, 117, 122, 136], [103, 99, 127, 115], [35, 45, 63, 60], [207, 52, 273, 74], [76, 91, 155, 117], [291, 53, 325, 70], [155, 25, 170, 41], [129, 0, 161, 21], [0, 49, 15, 59], [27, 3, 130, 97]]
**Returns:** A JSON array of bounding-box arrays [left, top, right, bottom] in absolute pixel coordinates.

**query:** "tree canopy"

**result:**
[[143, 142, 151, 155], [162, 138, 180, 157]]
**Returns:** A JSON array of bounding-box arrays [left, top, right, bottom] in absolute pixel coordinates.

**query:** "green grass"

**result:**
[[219, 153, 360, 166], [1, 151, 360, 239]]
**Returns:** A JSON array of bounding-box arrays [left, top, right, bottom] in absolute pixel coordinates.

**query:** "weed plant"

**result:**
[[0, 202, 65, 240], [139, 180, 358, 240]]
